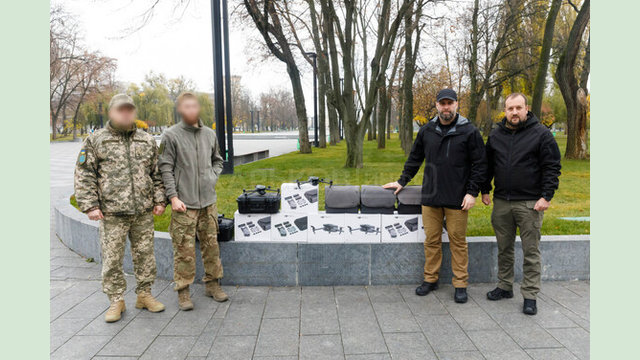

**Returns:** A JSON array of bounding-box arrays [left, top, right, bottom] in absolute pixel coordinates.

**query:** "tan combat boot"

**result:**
[[135, 291, 166, 313], [205, 280, 229, 302], [178, 287, 194, 311], [105, 300, 126, 323]]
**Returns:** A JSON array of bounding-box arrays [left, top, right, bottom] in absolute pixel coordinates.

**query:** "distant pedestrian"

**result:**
[[481, 92, 562, 315]]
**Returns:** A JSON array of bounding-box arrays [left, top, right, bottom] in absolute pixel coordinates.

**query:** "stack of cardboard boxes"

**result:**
[[235, 181, 424, 243]]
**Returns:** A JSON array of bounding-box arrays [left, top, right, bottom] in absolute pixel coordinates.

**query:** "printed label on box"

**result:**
[[234, 210, 272, 242], [270, 213, 308, 242], [381, 213, 420, 242], [281, 183, 319, 214], [344, 213, 381, 243], [307, 212, 346, 243]]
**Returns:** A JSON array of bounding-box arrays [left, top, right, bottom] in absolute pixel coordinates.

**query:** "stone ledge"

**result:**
[[54, 195, 590, 286]]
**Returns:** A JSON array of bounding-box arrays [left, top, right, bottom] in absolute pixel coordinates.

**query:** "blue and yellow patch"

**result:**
[[77, 149, 87, 165]]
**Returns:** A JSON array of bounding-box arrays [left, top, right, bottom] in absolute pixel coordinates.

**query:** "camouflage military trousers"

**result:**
[[169, 204, 223, 291], [99, 211, 156, 302]]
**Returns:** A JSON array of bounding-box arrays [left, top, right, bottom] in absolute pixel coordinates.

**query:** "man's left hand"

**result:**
[[153, 205, 166, 216], [461, 194, 476, 211], [533, 198, 550, 212]]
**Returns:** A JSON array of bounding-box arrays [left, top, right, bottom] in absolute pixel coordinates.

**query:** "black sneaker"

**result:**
[[454, 288, 468, 303], [486, 287, 514, 301], [523, 299, 537, 315], [415, 281, 438, 296]]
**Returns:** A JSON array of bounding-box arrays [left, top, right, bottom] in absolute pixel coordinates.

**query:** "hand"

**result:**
[[171, 197, 187, 212], [461, 194, 476, 211], [534, 197, 550, 212], [87, 208, 104, 221], [383, 181, 404, 195], [153, 205, 166, 216], [481, 194, 491, 206]]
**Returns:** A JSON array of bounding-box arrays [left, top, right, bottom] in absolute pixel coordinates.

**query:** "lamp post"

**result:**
[[339, 77, 344, 140], [306, 52, 319, 147], [250, 110, 254, 133]]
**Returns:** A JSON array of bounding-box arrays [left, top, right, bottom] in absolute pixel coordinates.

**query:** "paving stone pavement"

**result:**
[[50, 142, 590, 359]]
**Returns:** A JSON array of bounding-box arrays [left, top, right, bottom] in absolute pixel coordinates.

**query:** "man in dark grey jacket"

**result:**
[[158, 92, 228, 310]]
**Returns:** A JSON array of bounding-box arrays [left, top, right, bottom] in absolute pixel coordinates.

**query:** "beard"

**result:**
[[438, 110, 455, 121]]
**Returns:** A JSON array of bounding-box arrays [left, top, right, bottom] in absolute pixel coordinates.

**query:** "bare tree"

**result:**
[[531, 0, 562, 118], [555, 0, 589, 159]]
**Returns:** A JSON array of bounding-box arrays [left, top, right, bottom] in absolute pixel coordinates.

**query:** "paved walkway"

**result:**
[[50, 142, 590, 360]]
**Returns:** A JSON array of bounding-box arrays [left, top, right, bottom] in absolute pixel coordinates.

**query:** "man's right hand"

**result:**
[[382, 181, 404, 195], [87, 208, 104, 221], [481, 194, 491, 206], [171, 197, 187, 212]]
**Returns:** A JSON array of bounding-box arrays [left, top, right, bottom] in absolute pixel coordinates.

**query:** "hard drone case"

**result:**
[[237, 185, 281, 214], [360, 185, 396, 214], [324, 185, 360, 213], [396, 185, 423, 214], [217, 214, 234, 242]]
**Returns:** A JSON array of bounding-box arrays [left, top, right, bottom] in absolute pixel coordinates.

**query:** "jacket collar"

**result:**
[[106, 120, 136, 136], [429, 113, 469, 135], [498, 111, 539, 132], [179, 118, 204, 132]]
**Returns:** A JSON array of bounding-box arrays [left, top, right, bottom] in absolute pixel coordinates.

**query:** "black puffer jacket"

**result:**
[[397, 114, 487, 209], [481, 112, 561, 201]]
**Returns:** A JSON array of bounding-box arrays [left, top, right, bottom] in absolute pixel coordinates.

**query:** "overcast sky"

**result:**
[[58, 0, 316, 107]]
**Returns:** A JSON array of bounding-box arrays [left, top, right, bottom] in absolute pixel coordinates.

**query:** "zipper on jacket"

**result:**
[[194, 131, 201, 208], [446, 139, 451, 158], [125, 135, 137, 213], [505, 131, 515, 200]]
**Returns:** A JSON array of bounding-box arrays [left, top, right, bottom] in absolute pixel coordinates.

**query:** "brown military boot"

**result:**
[[105, 300, 126, 323], [178, 287, 194, 311], [135, 291, 166, 313], [205, 280, 229, 302]]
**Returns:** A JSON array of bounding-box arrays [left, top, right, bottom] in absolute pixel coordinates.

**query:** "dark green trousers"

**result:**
[[491, 198, 544, 300]]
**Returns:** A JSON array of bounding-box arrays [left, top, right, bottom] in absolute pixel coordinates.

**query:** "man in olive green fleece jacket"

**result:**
[[158, 92, 228, 310]]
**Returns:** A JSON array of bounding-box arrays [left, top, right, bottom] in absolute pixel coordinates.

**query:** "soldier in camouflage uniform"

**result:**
[[158, 92, 228, 311], [74, 94, 167, 323]]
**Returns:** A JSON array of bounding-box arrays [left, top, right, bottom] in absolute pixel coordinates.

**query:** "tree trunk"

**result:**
[[400, 3, 415, 155], [288, 63, 312, 154], [531, 0, 562, 118], [377, 83, 387, 149], [468, 0, 481, 125], [554, 0, 589, 159], [318, 65, 327, 148]]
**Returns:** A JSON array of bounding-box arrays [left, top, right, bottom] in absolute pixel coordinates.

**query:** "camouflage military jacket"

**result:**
[[74, 121, 165, 215]]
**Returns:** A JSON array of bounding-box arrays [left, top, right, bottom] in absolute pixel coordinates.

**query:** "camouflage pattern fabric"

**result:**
[[170, 204, 223, 291], [100, 212, 156, 301], [74, 121, 165, 215]]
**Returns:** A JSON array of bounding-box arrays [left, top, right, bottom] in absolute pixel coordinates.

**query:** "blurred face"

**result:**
[[108, 105, 136, 127], [504, 95, 528, 128], [178, 97, 201, 125], [436, 99, 458, 123]]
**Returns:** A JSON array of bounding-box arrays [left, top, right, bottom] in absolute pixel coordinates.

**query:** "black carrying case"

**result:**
[[325, 185, 360, 213], [217, 214, 234, 242], [360, 185, 396, 214], [237, 185, 281, 214], [396, 185, 423, 214]]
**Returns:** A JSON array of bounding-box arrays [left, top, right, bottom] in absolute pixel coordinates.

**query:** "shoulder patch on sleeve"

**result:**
[[158, 142, 165, 155], [77, 149, 87, 165]]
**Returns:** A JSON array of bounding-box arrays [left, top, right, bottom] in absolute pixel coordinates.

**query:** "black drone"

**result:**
[[347, 224, 380, 235], [310, 224, 344, 234]]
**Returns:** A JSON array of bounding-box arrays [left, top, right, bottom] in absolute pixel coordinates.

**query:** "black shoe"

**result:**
[[523, 299, 537, 315], [454, 288, 468, 303], [486, 287, 514, 301], [415, 281, 438, 296]]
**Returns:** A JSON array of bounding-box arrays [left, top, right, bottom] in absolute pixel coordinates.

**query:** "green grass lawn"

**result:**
[[71, 133, 589, 235]]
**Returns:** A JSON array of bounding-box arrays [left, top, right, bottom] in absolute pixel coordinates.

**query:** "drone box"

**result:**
[[270, 213, 308, 242], [381, 213, 420, 243], [417, 214, 448, 243], [344, 213, 381, 243], [280, 182, 319, 214], [233, 211, 272, 242], [307, 212, 346, 243]]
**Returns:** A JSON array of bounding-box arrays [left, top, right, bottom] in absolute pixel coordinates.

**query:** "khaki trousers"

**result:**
[[422, 205, 469, 288], [491, 198, 544, 300]]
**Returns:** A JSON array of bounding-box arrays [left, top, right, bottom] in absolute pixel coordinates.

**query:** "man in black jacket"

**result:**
[[481, 93, 561, 315], [384, 89, 487, 304]]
